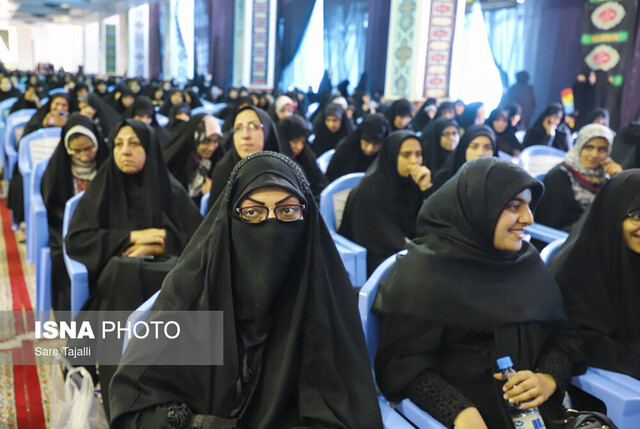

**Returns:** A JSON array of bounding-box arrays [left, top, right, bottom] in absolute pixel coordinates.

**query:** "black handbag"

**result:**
[[551, 409, 618, 429]]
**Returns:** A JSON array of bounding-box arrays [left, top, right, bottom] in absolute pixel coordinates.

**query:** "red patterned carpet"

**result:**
[[0, 198, 49, 428]]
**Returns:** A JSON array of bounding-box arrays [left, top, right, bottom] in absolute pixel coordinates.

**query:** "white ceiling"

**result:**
[[3, 0, 155, 24]]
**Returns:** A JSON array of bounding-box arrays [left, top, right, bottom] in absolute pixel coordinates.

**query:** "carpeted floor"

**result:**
[[0, 197, 50, 428]]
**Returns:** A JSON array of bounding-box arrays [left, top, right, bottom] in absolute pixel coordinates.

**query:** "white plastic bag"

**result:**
[[50, 359, 108, 429]]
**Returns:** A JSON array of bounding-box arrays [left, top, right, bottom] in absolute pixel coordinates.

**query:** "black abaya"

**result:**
[[373, 157, 585, 428], [109, 151, 383, 429], [551, 170, 640, 380]]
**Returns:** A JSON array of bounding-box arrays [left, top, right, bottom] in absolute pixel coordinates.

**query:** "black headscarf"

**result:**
[[22, 93, 72, 136], [611, 122, 640, 169], [431, 124, 496, 193], [162, 113, 224, 191], [158, 89, 184, 116], [41, 113, 109, 311], [522, 103, 571, 151], [166, 102, 192, 135], [325, 113, 391, 182], [207, 106, 282, 210], [311, 103, 355, 156], [420, 117, 459, 175], [487, 108, 522, 157], [0, 79, 21, 102], [123, 96, 171, 147], [64, 119, 202, 285], [109, 151, 383, 428], [457, 101, 484, 130], [383, 98, 413, 131], [411, 97, 437, 132], [339, 130, 425, 274], [277, 114, 328, 201], [9, 85, 40, 113], [85, 93, 120, 139], [184, 89, 203, 109], [550, 170, 640, 379]]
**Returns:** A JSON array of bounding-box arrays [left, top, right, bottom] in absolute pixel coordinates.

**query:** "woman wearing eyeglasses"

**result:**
[[207, 106, 283, 211], [550, 170, 640, 380], [110, 151, 383, 428], [535, 124, 623, 231], [42, 113, 109, 312]]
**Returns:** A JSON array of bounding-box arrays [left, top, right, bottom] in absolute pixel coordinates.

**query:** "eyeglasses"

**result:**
[[442, 131, 460, 137], [68, 146, 97, 156], [627, 210, 640, 225], [236, 204, 305, 224], [233, 122, 264, 133]]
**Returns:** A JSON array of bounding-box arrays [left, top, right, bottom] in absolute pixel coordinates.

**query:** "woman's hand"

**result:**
[[130, 228, 166, 246], [410, 165, 432, 191], [602, 158, 623, 177], [542, 117, 556, 137], [453, 407, 488, 429], [201, 177, 212, 195], [494, 371, 557, 409], [122, 243, 164, 257]]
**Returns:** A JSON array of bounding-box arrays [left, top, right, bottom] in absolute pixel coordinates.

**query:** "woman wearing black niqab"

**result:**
[[163, 113, 224, 206], [109, 151, 383, 428], [373, 157, 584, 428], [277, 114, 328, 201], [207, 106, 282, 210], [311, 103, 355, 156], [325, 113, 391, 182], [41, 113, 109, 311], [551, 170, 640, 380], [339, 130, 432, 274]]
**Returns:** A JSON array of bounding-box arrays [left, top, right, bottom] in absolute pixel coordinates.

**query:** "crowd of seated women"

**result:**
[[1, 66, 639, 428]]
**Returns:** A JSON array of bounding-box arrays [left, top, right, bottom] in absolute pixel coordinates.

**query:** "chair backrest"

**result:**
[[191, 103, 227, 117], [540, 237, 566, 265], [0, 97, 18, 122], [18, 127, 62, 175], [358, 251, 406, 366], [200, 192, 210, 217], [527, 222, 569, 244], [122, 289, 161, 353], [63, 191, 84, 238], [497, 150, 517, 164], [49, 88, 67, 96], [519, 145, 565, 176], [4, 109, 37, 180], [156, 113, 169, 127], [316, 149, 335, 174], [31, 157, 50, 206], [319, 172, 365, 233]]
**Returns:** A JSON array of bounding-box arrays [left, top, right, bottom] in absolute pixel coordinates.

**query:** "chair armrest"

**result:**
[[395, 399, 447, 428], [331, 233, 367, 286], [572, 368, 640, 426], [63, 247, 89, 319], [378, 397, 414, 428], [36, 247, 52, 322]]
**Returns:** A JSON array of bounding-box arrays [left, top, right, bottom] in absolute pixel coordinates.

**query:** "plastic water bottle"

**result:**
[[496, 356, 547, 429]]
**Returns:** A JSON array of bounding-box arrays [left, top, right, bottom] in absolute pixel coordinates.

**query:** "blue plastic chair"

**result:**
[[48, 88, 67, 96], [527, 222, 569, 244], [19, 127, 62, 262], [316, 149, 335, 174], [358, 251, 446, 428], [319, 173, 367, 286], [4, 108, 37, 181], [539, 237, 566, 265], [156, 113, 169, 127], [0, 96, 17, 123], [31, 157, 51, 319], [497, 150, 517, 164], [122, 289, 161, 353], [572, 368, 640, 429], [519, 144, 565, 177], [200, 192, 210, 217], [62, 192, 89, 319]]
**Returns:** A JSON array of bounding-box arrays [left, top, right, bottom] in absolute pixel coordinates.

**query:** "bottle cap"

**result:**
[[496, 356, 513, 370]]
